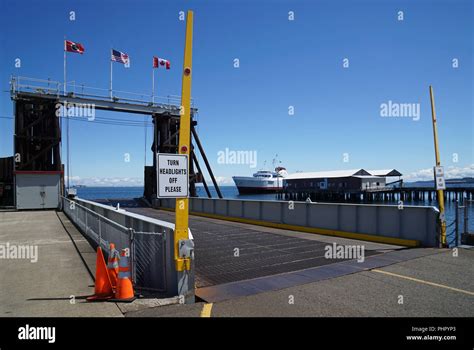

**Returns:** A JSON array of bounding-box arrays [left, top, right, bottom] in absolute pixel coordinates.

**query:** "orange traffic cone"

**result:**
[[87, 247, 114, 301], [107, 243, 120, 289], [112, 249, 136, 302]]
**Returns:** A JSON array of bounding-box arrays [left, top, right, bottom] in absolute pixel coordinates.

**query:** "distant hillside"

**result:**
[[405, 177, 474, 187]]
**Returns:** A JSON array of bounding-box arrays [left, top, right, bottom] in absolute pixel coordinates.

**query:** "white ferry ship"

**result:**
[[232, 167, 288, 194]]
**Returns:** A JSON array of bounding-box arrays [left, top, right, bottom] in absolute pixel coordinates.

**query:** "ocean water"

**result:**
[[76, 186, 144, 200], [76, 185, 474, 236], [75, 185, 268, 201]]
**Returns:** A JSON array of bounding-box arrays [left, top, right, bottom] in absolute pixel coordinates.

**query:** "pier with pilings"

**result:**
[[278, 187, 474, 203]]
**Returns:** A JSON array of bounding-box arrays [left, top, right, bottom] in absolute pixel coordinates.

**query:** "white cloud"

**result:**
[[195, 176, 233, 186], [214, 176, 233, 185], [64, 166, 474, 186], [404, 164, 474, 181], [66, 175, 81, 181], [66, 175, 234, 187], [65, 176, 143, 187]]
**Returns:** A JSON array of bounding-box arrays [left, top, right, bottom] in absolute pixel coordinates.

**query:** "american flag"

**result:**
[[111, 49, 129, 65]]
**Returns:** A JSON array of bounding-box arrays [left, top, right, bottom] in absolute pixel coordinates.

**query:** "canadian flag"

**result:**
[[153, 56, 170, 69], [64, 40, 85, 54]]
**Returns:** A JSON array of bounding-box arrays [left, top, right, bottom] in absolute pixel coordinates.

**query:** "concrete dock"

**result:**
[[1, 207, 473, 317], [0, 210, 123, 317]]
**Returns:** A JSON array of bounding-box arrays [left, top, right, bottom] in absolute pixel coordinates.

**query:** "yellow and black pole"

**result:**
[[175, 10, 194, 272], [429, 85, 447, 247]]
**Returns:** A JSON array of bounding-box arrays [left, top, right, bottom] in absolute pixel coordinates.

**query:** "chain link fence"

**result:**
[[132, 231, 167, 292], [62, 197, 167, 292]]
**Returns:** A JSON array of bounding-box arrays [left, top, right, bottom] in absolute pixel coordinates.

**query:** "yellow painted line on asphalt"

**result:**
[[372, 269, 474, 296], [200, 303, 213, 317]]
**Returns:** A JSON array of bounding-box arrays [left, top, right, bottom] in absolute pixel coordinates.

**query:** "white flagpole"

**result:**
[[65, 43, 70, 190], [63, 37, 69, 190], [110, 54, 113, 100], [152, 68, 155, 104], [67, 107, 70, 190], [63, 39, 67, 95]]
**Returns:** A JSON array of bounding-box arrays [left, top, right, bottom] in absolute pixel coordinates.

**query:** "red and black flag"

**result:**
[[64, 40, 85, 54]]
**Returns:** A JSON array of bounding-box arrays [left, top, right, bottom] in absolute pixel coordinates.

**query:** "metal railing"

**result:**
[[364, 186, 397, 192], [63, 196, 131, 251], [62, 196, 167, 292], [10, 75, 194, 109], [158, 197, 440, 247]]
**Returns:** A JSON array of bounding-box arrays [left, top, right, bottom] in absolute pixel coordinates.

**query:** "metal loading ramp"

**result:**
[[123, 205, 381, 288], [180, 219, 379, 288]]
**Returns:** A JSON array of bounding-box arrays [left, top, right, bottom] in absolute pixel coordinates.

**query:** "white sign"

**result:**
[[436, 177, 446, 190], [434, 166, 444, 177], [157, 154, 189, 198], [433, 166, 446, 190]]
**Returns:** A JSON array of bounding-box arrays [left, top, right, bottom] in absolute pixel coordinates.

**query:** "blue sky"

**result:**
[[0, 0, 472, 186]]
